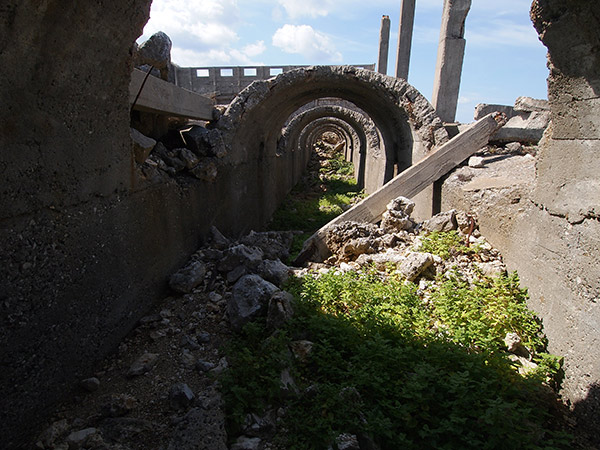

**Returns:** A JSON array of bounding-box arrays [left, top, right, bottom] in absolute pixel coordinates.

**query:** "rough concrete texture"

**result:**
[[431, 0, 471, 123], [377, 15, 391, 75], [395, 0, 416, 80], [0, 1, 153, 447], [440, 0, 600, 439]]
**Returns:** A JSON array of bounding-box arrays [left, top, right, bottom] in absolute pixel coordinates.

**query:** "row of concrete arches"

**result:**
[[214, 65, 448, 226]]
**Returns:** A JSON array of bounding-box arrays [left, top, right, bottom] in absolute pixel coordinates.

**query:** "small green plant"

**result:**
[[418, 230, 474, 259], [221, 268, 571, 449]]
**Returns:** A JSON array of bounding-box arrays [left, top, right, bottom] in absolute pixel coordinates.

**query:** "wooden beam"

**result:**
[[129, 68, 214, 120], [293, 112, 507, 265]]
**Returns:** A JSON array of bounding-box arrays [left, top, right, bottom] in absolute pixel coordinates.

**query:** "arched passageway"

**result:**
[[215, 66, 447, 230]]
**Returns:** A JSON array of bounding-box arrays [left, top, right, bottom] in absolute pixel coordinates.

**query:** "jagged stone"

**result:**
[[177, 148, 200, 169], [355, 249, 406, 270], [169, 261, 207, 294], [335, 433, 360, 450], [130, 128, 156, 164], [397, 252, 434, 282], [127, 352, 159, 377], [181, 126, 226, 158], [239, 230, 295, 261], [422, 210, 458, 233], [190, 158, 218, 182], [218, 244, 264, 272], [514, 96, 549, 113], [267, 290, 295, 330], [231, 436, 261, 450], [228, 275, 279, 331], [257, 259, 290, 286], [80, 377, 100, 392], [504, 332, 530, 358], [100, 394, 137, 418], [65, 428, 98, 449], [209, 226, 230, 250], [169, 383, 195, 410], [137, 31, 172, 72]]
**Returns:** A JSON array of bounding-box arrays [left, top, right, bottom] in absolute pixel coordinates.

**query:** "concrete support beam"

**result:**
[[129, 68, 214, 120], [377, 15, 391, 75], [431, 0, 471, 123], [293, 112, 506, 265], [395, 0, 416, 80]]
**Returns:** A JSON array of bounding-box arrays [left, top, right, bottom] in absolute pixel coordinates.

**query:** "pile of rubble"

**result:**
[[34, 194, 524, 449]]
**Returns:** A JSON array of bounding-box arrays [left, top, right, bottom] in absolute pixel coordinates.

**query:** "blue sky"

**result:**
[[139, 0, 549, 123]]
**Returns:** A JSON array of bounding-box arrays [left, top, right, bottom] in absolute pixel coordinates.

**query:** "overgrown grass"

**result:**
[[221, 267, 570, 449], [268, 147, 364, 259]]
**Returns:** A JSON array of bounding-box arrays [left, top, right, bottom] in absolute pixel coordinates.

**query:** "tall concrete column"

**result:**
[[377, 15, 391, 74], [431, 0, 471, 123], [395, 0, 416, 80]]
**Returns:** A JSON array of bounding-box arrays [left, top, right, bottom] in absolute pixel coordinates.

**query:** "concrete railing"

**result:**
[[174, 64, 376, 104]]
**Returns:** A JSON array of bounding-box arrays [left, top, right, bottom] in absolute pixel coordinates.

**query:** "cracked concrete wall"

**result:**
[[441, 0, 600, 439]]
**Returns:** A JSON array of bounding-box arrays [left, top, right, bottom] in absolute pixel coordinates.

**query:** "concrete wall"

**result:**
[[441, 0, 600, 440], [175, 64, 376, 104]]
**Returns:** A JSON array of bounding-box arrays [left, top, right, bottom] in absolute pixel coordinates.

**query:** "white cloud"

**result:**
[[272, 24, 342, 63], [171, 40, 266, 66], [276, 0, 335, 19]]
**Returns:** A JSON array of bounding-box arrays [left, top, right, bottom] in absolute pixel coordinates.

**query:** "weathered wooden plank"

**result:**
[[293, 112, 506, 265], [129, 68, 214, 120]]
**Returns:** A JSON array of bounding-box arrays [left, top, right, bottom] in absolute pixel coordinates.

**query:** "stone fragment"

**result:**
[[342, 237, 380, 260], [169, 383, 195, 410], [127, 352, 159, 377], [326, 221, 383, 257], [190, 158, 218, 182], [336, 433, 361, 450], [65, 428, 97, 449], [508, 354, 538, 377], [492, 111, 551, 144], [181, 126, 226, 158], [169, 261, 207, 294], [257, 259, 290, 286], [380, 197, 415, 233], [473, 104, 516, 121], [355, 249, 406, 270], [504, 332, 530, 358], [468, 156, 485, 168], [504, 142, 523, 153], [166, 406, 227, 450], [231, 436, 261, 450], [177, 148, 200, 169], [180, 334, 200, 350], [137, 31, 172, 70], [422, 210, 457, 233], [228, 275, 279, 331], [397, 252, 434, 282], [100, 394, 136, 418], [130, 128, 156, 164], [280, 368, 299, 398], [226, 266, 247, 284], [476, 261, 506, 278], [513, 96, 550, 113], [243, 410, 277, 438], [80, 377, 100, 392], [209, 357, 229, 376], [267, 290, 295, 330], [218, 244, 264, 272], [37, 419, 69, 448], [209, 226, 230, 250], [195, 360, 216, 373], [239, 230, 295, 261], [290, 340, 313, 363]]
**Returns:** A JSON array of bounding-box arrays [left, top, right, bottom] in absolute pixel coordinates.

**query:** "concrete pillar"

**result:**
[[377, 15, 391, 75], [431, 0, 471, 123], [395, 0, 416, 80]]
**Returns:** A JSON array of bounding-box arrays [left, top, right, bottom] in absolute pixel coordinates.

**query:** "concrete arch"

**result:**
[[278, 105, 384, 193], [214, 66, 448, 230]]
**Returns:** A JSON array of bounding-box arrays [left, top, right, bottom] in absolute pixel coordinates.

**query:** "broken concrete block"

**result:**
[[514, 96, 550, 112], [131, 128, 156, 164], [492, 111, 551, 144]]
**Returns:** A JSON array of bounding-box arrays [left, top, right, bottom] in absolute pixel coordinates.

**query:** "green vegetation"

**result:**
[[221, 264, 569, 449], [268, 143, 364, 259], [417, 230, 476, 260]]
